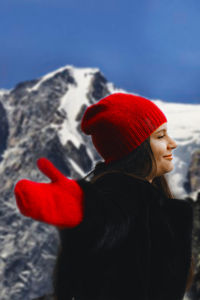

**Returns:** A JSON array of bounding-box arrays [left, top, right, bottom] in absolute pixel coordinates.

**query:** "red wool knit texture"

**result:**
[[81, 93, 167, 164]]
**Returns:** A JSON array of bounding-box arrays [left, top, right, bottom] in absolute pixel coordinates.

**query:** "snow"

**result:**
[[151, 99, 200, 198], [15, 63, 200, 199], [27, 65, 74, 92], [154, 100, 200, 142], [53, 69, 200, 199], [68, 158, 85, 178], [0, 65, 199, 300], [57, 68, 128, 148], [57, 67, 99, 146], [0, 89, 10, 96]]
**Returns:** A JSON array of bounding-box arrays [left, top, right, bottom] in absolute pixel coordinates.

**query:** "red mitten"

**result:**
[[14, 157, 84, 228]]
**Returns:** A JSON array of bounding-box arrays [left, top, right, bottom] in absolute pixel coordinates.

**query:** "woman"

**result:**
[[14, 93, 194, 300]]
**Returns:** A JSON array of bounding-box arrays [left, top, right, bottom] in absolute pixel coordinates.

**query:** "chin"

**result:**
[[158, 165, 174, 176], [168, 162, 174, 171], [164, 166, 174, 175]]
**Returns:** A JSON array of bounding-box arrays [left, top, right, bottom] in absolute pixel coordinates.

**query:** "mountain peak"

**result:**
[[0, 65, 199, 299]]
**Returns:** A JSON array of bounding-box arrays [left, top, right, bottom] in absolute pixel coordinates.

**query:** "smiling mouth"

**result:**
[[164, 155, 173, 160]]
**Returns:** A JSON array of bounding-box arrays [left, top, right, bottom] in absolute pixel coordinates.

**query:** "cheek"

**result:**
[[151, 142, 166, 160]]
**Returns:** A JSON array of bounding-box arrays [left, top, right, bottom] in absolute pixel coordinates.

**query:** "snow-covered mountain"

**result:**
[[0, 89, 9, 96], [0, 65, 199, 300], [152, 100, 200, 199]]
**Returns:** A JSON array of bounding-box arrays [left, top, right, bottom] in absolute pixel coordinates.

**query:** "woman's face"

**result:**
[[149, 122, 177, 180]]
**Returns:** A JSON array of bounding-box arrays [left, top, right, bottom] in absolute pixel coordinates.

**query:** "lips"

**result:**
[[164, 155, 173, 159]]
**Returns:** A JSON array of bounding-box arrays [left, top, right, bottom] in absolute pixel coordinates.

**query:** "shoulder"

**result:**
[[78, 172, 193, 220], [91, 171, 162, 201], [78, 172, 151, 195], [77, 172, 162, 213]]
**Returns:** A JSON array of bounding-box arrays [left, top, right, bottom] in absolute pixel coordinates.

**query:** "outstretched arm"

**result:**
[[14, 158, 84, 228]]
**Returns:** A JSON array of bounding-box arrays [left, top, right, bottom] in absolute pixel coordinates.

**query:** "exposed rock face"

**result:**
[[184, 193, 200, 300], [86, 70, 110, 103], [32, 294, 55, 300], [0, 101, 9, 162], [186, 150, 200, 192], [0, 66, 116, 300], [184, 150, 200, 300], [0, 65, 199, 300]]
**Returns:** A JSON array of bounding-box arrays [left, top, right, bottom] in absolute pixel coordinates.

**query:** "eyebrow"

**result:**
[[155, 129, 167, 134]]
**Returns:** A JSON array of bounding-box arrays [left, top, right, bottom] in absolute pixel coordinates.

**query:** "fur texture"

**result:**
[[54, 172, 193, 300]]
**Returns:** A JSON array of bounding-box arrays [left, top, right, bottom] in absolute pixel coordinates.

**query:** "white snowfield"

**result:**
[[7, 64, 200, 199], [154, 99, 200, 199], [0, 89, 9, 97], [33, 65, 200, 200], [51, 66, 200, 200], [0, 65, 198, 300]]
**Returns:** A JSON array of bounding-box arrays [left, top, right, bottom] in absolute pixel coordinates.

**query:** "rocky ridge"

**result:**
[[0, 65, 199, 299]]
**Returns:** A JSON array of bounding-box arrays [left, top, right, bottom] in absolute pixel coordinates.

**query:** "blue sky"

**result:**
[[1, 0, 200, 103]]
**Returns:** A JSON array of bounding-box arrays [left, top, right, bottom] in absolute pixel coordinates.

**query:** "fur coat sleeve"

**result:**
[[56, 172, 193, 300]]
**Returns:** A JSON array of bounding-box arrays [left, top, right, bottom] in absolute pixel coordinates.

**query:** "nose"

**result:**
[[168, 136, 177, 150], [168, 136, 178, 149]]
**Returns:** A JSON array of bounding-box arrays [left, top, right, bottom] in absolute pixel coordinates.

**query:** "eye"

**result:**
[[158, 135, 165, 139]]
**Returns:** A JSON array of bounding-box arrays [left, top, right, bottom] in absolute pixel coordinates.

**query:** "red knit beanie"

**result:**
[[81, 93, 167, 164]]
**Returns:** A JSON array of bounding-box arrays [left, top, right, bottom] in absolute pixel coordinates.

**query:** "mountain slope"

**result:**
[[0, 65, 199, 299]]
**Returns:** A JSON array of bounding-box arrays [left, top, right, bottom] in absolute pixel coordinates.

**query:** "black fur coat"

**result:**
[[54, 172, 193, 300]]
